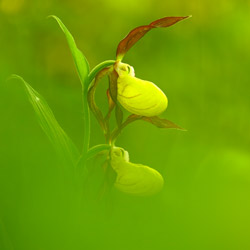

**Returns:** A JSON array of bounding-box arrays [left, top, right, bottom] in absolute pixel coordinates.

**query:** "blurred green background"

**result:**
[[1, 0, 250, 249]]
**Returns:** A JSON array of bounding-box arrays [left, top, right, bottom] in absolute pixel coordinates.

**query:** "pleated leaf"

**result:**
[[12, 75, 80, 167]]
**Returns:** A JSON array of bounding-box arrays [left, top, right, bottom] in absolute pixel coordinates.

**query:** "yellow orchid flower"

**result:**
[[110, 147, 164, 196], [115, 62, 168, 117]]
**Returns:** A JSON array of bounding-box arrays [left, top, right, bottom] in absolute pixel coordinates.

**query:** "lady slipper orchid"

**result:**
[[115, 62, 168, 117], [110, 147, 164, 196], [12, 16, 189, 201], [86, 16, 189, 196]]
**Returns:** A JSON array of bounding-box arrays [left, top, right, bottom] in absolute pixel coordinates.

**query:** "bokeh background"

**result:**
[[1, 0, 250, 249]]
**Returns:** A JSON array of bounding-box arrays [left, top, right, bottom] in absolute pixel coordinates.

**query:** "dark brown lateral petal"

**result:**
[[87, 67, 111, 131], [108, 69, 119, 102], [108, 69, 124, 128], [116, 16, 190, 60], [150, 16, 189, 28], [106, 89, 115, 111], [104, 89, 115, 122], [116, 25, 152, 60], [142, 116, 186, 130]]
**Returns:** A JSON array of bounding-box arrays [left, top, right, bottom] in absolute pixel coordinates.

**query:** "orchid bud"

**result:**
[[115, 62, 168, 117], [110, 147, 164, 196]]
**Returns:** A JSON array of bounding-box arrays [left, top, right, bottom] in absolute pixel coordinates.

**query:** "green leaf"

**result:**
[[142, 116, 186, 131], [49, 15, 89, 89], [11, 75, 80, 167]]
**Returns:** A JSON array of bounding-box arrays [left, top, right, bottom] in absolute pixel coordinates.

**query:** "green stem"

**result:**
[[87, 144, 111, 159], [77, 144, 110, 168], [82, 90, 90, 156], [87, 60, 115, 86], [81, 60, 115, 163]]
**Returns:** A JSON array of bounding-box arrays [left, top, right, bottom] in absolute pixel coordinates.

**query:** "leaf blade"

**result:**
[[11, 75, 80, 167], [49, 15, 89, 89]]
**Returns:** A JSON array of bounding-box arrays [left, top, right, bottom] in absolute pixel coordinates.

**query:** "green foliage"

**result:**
[[49, 15, 93, 157], [49, 15, 90, 90], [1, 2, 250, 249], [10, 75, 80, 167]]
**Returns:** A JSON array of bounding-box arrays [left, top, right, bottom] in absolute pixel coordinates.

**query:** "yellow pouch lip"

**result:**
[[115, 62, 168, 117], [117, 75, 168, 117], [110, 147, 164, 196]]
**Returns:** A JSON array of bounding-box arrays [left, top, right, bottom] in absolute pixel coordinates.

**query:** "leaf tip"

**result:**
[[47, 15, 63, 28], [47, 15, 58, 21], [179, 15, 192, 20], [7, 74, 23, 82], [177, 127, 187, 132]]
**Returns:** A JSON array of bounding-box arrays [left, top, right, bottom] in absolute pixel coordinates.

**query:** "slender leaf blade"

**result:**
[[11, 75, 80, 167], [49, 15, 89, 89]]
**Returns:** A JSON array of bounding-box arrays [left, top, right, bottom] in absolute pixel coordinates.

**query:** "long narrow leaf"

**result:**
[[49, 15, 90, 89], [11, 75, 80, 167]]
